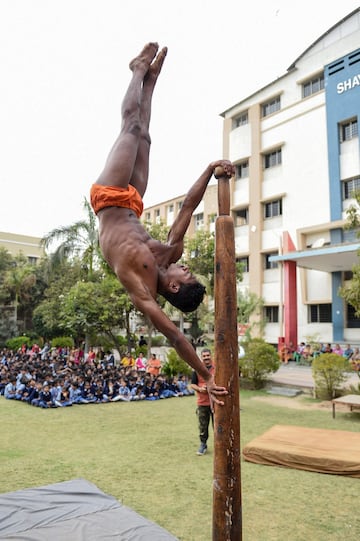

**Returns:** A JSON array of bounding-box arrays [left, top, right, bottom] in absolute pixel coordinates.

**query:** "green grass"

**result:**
[[1, 391, 360, 540]]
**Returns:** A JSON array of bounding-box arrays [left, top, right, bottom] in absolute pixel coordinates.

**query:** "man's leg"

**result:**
[[96, 43, 159, 188], [198, 406, 210, 443], [129, 46, 167, 198]]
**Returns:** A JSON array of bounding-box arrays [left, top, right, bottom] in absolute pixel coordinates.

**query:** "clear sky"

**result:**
[[1, 0, 359, 237]]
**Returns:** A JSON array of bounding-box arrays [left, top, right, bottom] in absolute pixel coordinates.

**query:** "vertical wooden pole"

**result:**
[[212, 167, 242, 541]]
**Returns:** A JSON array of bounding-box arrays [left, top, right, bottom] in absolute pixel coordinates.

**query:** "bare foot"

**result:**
[[145, 47, 168, 83], [129, 42, 159, 72]]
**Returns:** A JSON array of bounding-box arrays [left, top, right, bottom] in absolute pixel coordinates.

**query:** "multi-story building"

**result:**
[[144, 9, 360, 348], [221, 8, 360, 347], [0, 231, 43, 263], [143, 183, 218, 236]]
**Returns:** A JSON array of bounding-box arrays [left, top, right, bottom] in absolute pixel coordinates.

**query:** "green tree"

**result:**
[[183, 230, 215, 289], [312, 353, 349, 399], [41, 198, 99, 278], [239, 338, 280, 389], [339, 265, 360, 317], [33, 260, 84, 339], [162, 348, 192, 378], [3, 255, 37, 332], [143, 218, 170, 243], [0, 248, 17, 341], [339, 190, 360, 314], [237, 290, 265, 339], [0, 247, 13, 274], [59, 276, 136, 355]]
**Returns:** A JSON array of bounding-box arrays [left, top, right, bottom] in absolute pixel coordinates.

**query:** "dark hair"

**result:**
[[162, 281, 206, 313]]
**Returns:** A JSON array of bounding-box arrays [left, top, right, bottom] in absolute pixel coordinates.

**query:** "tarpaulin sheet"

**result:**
[[0, 478, 179, 540], [243, 424, 360, 477]]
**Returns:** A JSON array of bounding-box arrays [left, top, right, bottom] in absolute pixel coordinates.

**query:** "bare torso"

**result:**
[[97, 206, 180, 301]]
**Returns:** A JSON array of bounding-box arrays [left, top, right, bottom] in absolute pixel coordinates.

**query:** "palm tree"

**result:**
[[4, 256, 36, 330], [41, 198, 99, 278], [41, 198, 101, 352]]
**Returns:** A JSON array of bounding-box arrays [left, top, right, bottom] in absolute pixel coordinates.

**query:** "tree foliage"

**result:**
[[339, 265, 360, 317], [239, 338, 280, 389], [340, 189, 360, 314], [162, 348, 192, 378], [60, 276, 136, 354], [312, 353, 349, 399], [41, 198, 100, 277]]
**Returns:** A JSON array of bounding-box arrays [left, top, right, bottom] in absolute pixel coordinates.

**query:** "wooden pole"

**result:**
[[212, 167, 242, 541]]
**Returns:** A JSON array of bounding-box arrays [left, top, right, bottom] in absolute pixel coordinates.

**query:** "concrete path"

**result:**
[[269, 362, 360, 392]]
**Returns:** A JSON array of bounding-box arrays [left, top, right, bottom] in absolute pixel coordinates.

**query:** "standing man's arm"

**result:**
[[190, 371, 207, 394], [166, 160, 234, 252]]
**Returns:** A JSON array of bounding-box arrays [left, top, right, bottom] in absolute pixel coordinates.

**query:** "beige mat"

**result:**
[[243, 424, 360, 477]]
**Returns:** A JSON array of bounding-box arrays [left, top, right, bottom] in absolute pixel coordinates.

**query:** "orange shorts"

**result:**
[[90, 184, 144, 218]]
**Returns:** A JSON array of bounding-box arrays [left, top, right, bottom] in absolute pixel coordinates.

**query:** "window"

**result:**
[[177, 200, 183, 211], [167, 204, 174, 226], [340, 118, 358, 142], [264, 252, 278, 270], [342, 176, 360, 199], [155, 209, 160, 224], [264, 306, 279, 323], [236, 161, 249, 179], [236, 256, 249, 273], [145, 212, 151, 221], [302, 74, 324, 98], [264, 199, 282, 219], [264, 148, 282, 169], [233, 111, 248, 128], [308, 304, 332, 323], [233, 208, 249, 226], [27, 256, 38, 265], [262, 96, 280, 117], [194, 212, 204, 230], [347, 304, 360, 328]]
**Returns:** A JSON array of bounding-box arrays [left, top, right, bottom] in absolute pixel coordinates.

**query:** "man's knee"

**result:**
[[122, 110, 142, 137]]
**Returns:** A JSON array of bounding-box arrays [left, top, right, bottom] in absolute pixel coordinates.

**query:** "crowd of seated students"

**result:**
[[0, 345, 194, 408]]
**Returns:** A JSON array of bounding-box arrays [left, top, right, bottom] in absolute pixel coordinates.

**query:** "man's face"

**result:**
[[166, 263, 196, 286], [201, 351, 212, 367]]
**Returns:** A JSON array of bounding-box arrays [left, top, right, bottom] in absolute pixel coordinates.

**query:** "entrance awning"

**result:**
[[269, 243, 360, 272]]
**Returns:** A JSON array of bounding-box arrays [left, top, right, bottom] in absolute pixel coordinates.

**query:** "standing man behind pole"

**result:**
[[190, 348, 214, 456]]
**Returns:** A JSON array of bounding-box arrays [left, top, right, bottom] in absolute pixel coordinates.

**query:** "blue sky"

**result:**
[[1, 0, 359, 236]]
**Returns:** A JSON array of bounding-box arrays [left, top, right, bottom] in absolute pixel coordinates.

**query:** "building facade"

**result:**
[[143, 183, 218, 236], [142, 10, 360, 347], [0, 231, 44, 263], [221, 8, 360, 346]]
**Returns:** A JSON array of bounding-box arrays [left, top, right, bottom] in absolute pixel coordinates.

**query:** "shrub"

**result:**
[[239, 338, 280, 389], [151, 335, 165, 347], [312, 353, 349, 399], [5, 336, 32, 351], [162, 348, 192, 378], [51, 336, 74, 349]]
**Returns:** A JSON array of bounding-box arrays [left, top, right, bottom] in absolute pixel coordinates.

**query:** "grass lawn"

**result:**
[[1, 391, 360, 540]]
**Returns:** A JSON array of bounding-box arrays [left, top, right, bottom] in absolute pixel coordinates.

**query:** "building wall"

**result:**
[[141, 10, 360, 346], [142, 184, 218, 236], [0, 231, 44, 263], [222, 9, 360, 345]]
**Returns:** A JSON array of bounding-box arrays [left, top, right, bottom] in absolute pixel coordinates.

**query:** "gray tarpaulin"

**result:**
[[0, 478, 179, 540]]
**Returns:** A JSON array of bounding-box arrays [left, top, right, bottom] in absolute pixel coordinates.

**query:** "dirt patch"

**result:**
[[251, 395, 335, 411]]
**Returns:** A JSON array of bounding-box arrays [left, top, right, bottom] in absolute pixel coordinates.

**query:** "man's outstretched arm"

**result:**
[[167, 159, 234, 250], [130, 290, 227, 405]]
